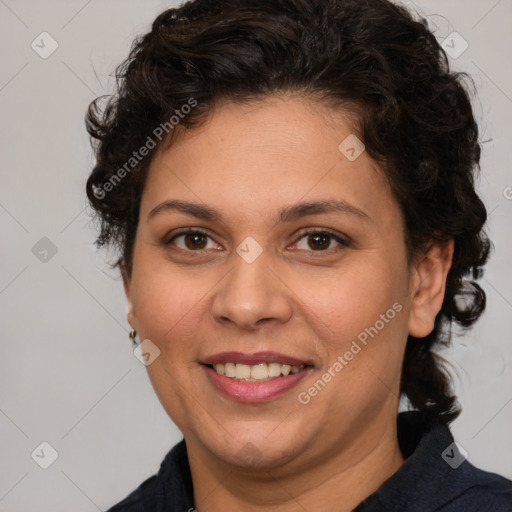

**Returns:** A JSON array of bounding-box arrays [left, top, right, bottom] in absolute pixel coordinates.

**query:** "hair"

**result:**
[[86, 0, 491, 423]]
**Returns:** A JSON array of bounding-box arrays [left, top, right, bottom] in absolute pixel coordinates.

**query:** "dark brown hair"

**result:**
[[86, 0, 491, 423]]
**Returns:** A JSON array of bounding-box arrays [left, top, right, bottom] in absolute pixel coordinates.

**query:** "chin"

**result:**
[[195, 423, 308, 470], [218, 441, 300, 470]]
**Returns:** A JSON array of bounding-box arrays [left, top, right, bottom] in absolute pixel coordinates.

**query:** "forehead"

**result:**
[[141, 96, 398, 228]]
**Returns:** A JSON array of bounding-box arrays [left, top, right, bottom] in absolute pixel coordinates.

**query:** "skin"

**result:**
[[123, 94, 454, 511]]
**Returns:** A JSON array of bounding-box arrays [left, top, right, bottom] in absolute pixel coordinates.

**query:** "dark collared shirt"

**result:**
[[107, 411, 512, 511]]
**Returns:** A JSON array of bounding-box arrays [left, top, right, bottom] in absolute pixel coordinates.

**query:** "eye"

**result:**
[[166, 228, 221, 251], [294, 229, 350, 252], [164, 228, 350, 254]]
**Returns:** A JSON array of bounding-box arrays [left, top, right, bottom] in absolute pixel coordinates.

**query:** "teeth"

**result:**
[[212, 362, 304, 381], [235, 364, 251, 379], [268, 362, 281, 377], [225, 363, 236, 378], [251, 363, 268, 379]]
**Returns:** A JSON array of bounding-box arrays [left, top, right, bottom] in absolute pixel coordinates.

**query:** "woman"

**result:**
[[86, 0, 512, 510]]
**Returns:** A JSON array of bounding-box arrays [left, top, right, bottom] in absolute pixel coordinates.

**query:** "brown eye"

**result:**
[[308, 233, 330, 250], [183, 233, 208, 250], [295, 230, 350, 252], [166, 229, 219, 251]]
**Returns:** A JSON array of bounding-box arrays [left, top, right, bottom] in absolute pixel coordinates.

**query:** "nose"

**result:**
[[211, 250, 293, 331]]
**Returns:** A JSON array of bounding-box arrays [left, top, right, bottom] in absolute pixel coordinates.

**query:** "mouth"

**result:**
[[200, 351, 314, 402], [204, 362, 307, 381]]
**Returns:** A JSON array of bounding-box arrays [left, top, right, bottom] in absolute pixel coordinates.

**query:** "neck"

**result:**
[[187, 413, 405, 512]]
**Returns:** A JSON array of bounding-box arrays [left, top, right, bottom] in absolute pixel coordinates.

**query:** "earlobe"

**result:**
[[408, 240, 454, 338], [121, 265, 136, 329]]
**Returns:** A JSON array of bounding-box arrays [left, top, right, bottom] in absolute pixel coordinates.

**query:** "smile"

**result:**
[[209, 362, 305, 381], [200, 351, 313, 402]]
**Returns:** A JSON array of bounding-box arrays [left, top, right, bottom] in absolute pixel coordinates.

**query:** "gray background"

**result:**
[[0, 0, 511, 510]]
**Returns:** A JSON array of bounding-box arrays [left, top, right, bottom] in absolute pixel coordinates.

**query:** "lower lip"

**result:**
[[202, 365, 311, 402]]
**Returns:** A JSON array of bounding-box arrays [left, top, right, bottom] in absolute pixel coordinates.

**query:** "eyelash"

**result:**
[[164, 227, 351, 254]]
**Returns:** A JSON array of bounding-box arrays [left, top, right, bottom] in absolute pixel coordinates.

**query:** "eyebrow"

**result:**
[[147, 199, 371, 224]]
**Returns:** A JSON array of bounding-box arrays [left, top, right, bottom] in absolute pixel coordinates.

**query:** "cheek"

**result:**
[[130, 254, 214, 353], [294, 259, 410, 398], [295, 262, 403, 339]]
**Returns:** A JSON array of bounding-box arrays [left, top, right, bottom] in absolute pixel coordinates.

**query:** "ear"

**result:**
[[408, 240, 454, 338], [121, 264, 136, 330]]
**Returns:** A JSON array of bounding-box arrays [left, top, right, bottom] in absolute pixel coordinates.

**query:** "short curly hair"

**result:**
[[86, 0, 491, 423]]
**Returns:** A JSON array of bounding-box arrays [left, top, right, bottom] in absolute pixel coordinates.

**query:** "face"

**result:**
[[123, 95, 451, 473]]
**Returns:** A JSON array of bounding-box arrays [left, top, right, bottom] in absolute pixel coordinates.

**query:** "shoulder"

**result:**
[[356, 412, 512, 511], [405, 412, 512, 511], [105, 473, 158, 512], [105, 439, 192, 512], [437, 461, 512, 512]]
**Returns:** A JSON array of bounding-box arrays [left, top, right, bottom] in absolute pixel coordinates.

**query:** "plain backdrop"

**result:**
[[1, 0, 511, 510]]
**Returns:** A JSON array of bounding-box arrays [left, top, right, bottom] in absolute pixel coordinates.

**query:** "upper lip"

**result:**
[[201, 351, 312, 367]]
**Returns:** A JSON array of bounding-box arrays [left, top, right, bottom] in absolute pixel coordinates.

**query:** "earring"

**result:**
[[129, 329, 139, 346]]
